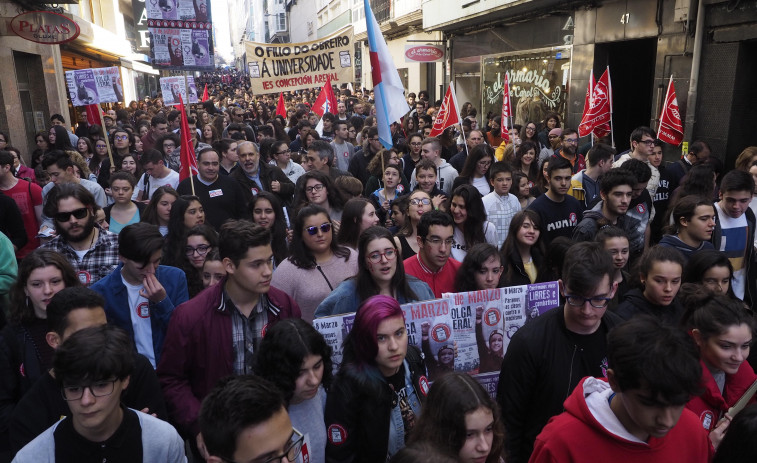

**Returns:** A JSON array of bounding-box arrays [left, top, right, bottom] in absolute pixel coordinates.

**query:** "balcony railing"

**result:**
[[370, 0, 391, 23]]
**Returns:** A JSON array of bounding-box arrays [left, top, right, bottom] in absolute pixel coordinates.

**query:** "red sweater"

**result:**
[[403, 254, 461, 298], [686, 359, 757, 431]]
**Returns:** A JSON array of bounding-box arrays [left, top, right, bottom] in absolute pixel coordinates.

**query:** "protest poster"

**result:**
[[245, 26, 354, 94], [313, 313, 355, 375], [474, 371, 500, 400], [444, 289, 505, 375], [159, 76, 188, 106], [66, 69, 99, 106], [400, 298, 453, 381], [186, 76, 198, 104], [92, 67, 124, 103], [147, 0, 214, 70]]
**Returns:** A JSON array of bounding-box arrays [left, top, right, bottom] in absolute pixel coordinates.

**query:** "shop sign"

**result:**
[[10, 11, 80, 45], [404, 44, 444, 63]]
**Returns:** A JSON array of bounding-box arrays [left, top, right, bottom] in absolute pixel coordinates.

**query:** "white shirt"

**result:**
[[132, 169, 180, 201], [122, 275, 156, 367]]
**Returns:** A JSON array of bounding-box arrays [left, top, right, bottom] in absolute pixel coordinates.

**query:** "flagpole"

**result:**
[[590, 70, 594, 147], [449, 84, 469, 157], [96, 106, 115, 168], [606, 66, 615, 149]]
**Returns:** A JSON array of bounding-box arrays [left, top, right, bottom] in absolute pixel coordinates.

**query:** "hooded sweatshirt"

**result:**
[[530, 376, 712, 463], [658, 234, 714, 261], [410, 161, 459, 196], [614, 288, 685, 326]]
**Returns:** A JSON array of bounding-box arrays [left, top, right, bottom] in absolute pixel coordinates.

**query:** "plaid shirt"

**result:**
[[225, 290, 268, 375], [40, 226, 119, 286]]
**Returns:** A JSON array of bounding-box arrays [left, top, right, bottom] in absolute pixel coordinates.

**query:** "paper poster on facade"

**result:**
[[66, 69, 99, 106], [147, 0, 213, 71], [160, 76, 187, 106], [245, 26, 354, 94], [92, 67, 123, 103], [401, 298, 453, 381], [313, 313, 355, 375]]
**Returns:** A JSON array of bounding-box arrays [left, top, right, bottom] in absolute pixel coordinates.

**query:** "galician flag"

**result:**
[[429, 83, 462, 138], [658, 76, 684, 146], [365, 0, 409, 149]]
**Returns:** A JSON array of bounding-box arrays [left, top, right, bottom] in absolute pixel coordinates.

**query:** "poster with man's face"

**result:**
[[66, 69, 99, 107]]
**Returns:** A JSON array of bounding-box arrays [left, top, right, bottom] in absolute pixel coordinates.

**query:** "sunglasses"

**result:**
[[55, 207, 89, 222], [306, 222, 331, 235]]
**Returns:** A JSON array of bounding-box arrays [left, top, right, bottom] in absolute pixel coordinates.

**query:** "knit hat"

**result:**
[[549, 128, 562, 137]]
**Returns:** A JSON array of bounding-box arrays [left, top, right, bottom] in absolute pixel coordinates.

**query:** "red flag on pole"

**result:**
[[312, 78, 338, 117], [177, 94, 198, 187], [86, 104, 102, 126], [201, 84, 209, 102], [500, 73, 512, 144], [276, 93, 287, 118], [429, 83, 462, 138], [578, 67, 612, 137], [658, 76, 684, 146]]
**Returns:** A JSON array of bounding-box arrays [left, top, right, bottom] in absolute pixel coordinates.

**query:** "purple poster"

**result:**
[[66, 69, 99, 107], [190, 30, 211, 67]]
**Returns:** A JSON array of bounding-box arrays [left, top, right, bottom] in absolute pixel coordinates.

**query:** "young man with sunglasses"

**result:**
[[13, 324, 185, 462], [158, 220, 300, 460], [40, 184, 119, 286], [199, 375, 303, 463], [91, 223, 188, 368], [497, 242, 623, 463]]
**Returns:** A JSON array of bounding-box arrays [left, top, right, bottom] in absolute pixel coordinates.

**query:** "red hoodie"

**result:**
[[530, 377, 712, 463], [686, 359, 757, 431]]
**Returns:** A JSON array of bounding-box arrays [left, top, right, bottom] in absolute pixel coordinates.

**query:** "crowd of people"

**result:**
[[0, 70, 757, 462]]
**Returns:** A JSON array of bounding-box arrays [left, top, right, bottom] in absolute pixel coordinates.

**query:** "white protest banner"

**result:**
[[245, 26, 354, 94], [445, 289, 505, 375], [160, 76, 188, 106], [313, 313, 355, 375], [401, 298, 453, 382], [92, 67, 124, 103]]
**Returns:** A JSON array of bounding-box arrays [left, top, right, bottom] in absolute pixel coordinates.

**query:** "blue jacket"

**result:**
[[314, 276, 435, 319], [91, 264, 189, 365]]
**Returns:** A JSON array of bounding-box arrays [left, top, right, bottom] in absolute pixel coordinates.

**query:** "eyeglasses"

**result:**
[[367, 249, 397, 263], [409, 198, 431, 206], [221, 429, 304, 463], [114, 135, 129, 141], [410, 142, 422, 146], [564, 294, 612, 309], [424, 237, 454, 247], [163, 143, 176, 148], [637, 139, 656, 146], [276, 149, 291, 155], [563, 138, 579, 145], [54, 207, 89, 222], [305, 184, 324, 194], [306, 222, 331, 235], [185, 244, 212, 256], [96, 144, 108, 150], [61, 379, 117, 401]]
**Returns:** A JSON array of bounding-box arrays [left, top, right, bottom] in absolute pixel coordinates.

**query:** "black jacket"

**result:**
[[501, 246, 544, 288], [497, 305, 623, 463], [231, 161, 295, 207], [615, 288, 685, 325], [325, 346, 427, 463]]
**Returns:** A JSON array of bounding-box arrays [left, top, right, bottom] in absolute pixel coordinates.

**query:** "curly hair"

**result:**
[[253, 319, 333, 403]]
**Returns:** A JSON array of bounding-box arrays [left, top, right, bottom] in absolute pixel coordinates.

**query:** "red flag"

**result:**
[[500, 73, 512, 144], [312, 78, 338, 117], [276, 93, 287, 118], [201, 84, 209, 102], [178, 94, 198, 182], [578, 67, 612, 137], [658, 76, 684, 146], [86, 104, 102, 126], [429, 83, 462, 138]]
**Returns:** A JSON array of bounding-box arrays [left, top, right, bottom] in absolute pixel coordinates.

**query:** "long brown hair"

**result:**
[[11, 250, 80, 323]]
